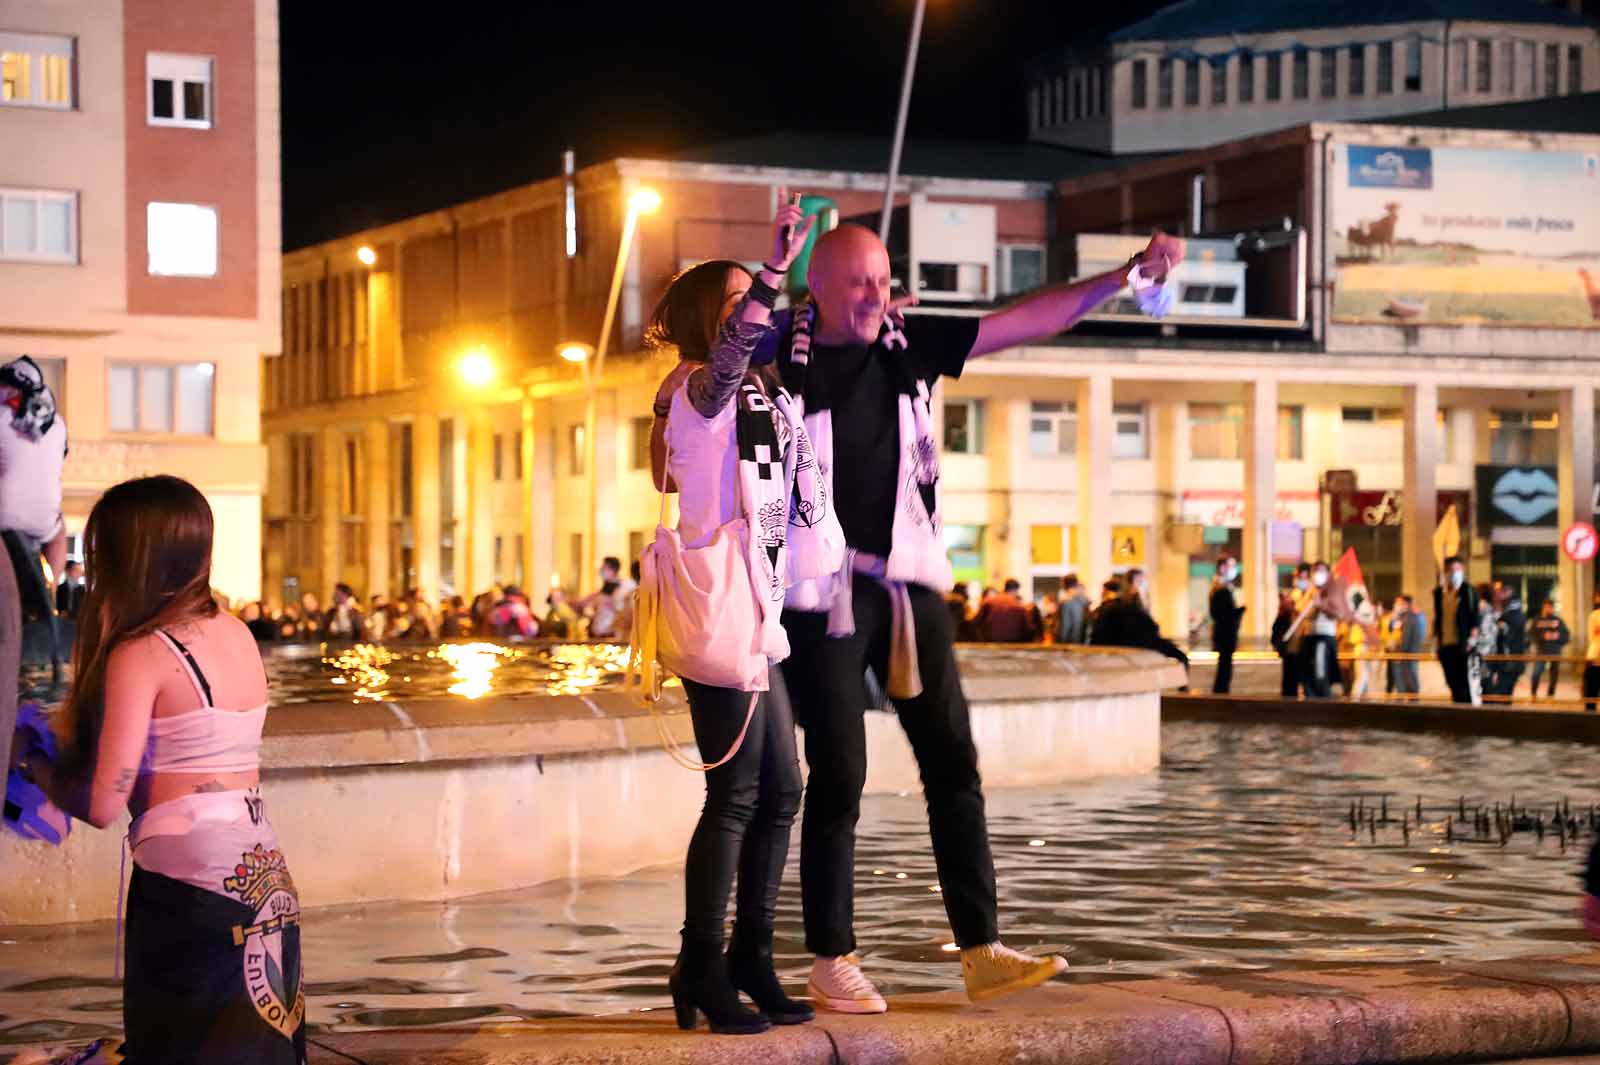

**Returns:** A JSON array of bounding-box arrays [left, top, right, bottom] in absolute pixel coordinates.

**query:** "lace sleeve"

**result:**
[[685, 305, 775, 418]]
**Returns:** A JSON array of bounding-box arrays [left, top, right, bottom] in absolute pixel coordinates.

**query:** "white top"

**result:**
[[664, 386, 739, 549]]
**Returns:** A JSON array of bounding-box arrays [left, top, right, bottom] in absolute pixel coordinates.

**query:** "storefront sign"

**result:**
[[1476, 465, 1559, 529], [1563, 522, 1599, 563], [1179, 490, 1318, 529], [1112, 525, 1146, 567], [1328, 489, 1472, 528]]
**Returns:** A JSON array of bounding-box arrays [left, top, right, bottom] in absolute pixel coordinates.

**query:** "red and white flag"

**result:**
[[1333, 547, 1376, 626]]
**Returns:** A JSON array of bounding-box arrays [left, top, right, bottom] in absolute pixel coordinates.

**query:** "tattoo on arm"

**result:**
[[686, 312, 772, 418], [112, 768, 136, 794]]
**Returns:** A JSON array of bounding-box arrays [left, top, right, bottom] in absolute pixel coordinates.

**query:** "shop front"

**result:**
[[1324, 487, 1472, 606], [1476, 464, 1559, 611]]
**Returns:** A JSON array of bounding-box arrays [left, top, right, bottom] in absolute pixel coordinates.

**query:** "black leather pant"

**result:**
[[680, 671, 802, 946]]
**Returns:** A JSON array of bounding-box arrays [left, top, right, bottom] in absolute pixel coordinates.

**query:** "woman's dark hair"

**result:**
[[645, 259, 750, 363]]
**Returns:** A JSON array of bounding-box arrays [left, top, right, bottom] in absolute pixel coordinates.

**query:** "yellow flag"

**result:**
[[1433, 503, 1461, 573]]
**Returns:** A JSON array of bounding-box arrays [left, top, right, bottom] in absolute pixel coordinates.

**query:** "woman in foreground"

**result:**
[[22, 475, 304, 1064]]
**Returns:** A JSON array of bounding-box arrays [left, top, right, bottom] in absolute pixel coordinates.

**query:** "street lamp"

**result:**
[[456, 348, 496, 389], [356, 245, 377, 267], [558, 342, 593, 365], [581, 185, 660, 583]]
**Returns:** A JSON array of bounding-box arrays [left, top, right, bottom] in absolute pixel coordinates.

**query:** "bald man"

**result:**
[[774, 223, 1183, 1011]]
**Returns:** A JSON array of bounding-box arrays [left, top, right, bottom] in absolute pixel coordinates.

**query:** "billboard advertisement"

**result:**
[[1331, 144, 1600, 327]]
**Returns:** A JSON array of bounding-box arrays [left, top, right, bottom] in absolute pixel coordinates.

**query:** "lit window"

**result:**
[[0, 187, 77, 263], [0, 31, 74, 109], [107, 361, 215, 435], [147, 202, 218, 277], [147, 52, 212, 128]]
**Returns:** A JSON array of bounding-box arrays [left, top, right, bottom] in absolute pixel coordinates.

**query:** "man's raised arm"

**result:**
[[970, 231, 1185, 359]]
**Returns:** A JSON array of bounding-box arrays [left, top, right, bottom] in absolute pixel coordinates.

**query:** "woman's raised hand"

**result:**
[[768, 186, 817, 272]]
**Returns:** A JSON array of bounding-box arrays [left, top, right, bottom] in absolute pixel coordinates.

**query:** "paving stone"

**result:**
[[1108, 962, 1569, 1065]]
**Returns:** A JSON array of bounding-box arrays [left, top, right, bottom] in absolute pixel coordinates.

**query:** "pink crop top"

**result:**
[[139, 630, 267, 775]]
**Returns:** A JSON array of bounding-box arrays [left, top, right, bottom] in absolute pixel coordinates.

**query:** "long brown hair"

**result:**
[[645, 259, 750, 363], [57, 475, 219, 769]]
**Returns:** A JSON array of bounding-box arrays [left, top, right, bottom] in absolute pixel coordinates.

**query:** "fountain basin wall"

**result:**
[[0, 647, 1178, 925]]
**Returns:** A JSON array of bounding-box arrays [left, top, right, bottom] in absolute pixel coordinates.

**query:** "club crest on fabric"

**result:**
[[225, 844, 305, 1041]]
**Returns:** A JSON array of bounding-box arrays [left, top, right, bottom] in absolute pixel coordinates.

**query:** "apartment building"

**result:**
[[0, 0, 280, 602], [1030, 0, 1598, 153]]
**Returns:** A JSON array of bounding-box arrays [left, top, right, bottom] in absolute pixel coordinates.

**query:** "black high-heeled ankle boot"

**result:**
[[669, 934, 770, 1035], [727, 925, 814, 1025]]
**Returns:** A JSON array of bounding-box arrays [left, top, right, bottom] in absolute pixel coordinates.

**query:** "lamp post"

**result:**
[[577, 186, 659, 587], [879, 0, 928, 241]]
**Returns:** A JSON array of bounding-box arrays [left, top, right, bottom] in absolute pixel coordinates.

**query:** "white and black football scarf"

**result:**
[[778, 301, 953, 614], [733, 377, 837, 658]]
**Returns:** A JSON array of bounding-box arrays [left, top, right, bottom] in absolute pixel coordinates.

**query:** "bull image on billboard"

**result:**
[[1331, 144, 1600, 327]]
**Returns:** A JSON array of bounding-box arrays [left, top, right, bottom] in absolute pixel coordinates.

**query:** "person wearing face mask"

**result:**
[[1298, 561, 1346, 699], [1433, 556, 1476, 704], [1208, 556, 1245, 694]]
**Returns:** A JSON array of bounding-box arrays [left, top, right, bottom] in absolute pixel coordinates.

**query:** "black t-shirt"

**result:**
[[796, 314, 979, 558]]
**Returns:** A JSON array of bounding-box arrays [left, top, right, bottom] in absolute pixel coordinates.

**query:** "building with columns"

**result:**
[[1029, 0, 1598, 154], [266, 110, 1599, 643], [1, 0, 280, 603]]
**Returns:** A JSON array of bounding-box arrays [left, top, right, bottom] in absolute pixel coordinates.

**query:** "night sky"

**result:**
[[279, 1, 1171, 250]]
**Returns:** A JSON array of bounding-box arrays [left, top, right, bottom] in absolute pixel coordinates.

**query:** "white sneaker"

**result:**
[[960, 942, 1068, 1002], [807, 953, 889, 1014]]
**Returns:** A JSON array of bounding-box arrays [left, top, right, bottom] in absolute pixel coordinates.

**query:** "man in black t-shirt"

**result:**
[[777, 223, 1183, 1011]]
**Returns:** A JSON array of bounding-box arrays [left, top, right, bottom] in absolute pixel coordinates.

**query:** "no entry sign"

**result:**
[[1563, 521, 1599, 562]]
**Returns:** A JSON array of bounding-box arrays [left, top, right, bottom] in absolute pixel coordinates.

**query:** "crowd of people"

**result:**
[[198, 559, 640, 649], [1263, 555, 1600, 708]]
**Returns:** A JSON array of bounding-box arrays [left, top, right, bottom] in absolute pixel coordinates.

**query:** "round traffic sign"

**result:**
[[1563, 521, 1599, 562]]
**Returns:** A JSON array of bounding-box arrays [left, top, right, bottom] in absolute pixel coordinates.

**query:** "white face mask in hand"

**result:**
[[1128, 260, 1175, 319], [1312, 571, 1329, 588]]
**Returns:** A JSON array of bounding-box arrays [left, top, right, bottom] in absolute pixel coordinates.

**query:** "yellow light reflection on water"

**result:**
[[323, 643, 402, 702], [432, 642, 525, 700], [545, 642, 632, 696]]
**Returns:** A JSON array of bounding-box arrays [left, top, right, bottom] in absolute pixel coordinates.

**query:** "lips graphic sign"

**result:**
[[1476, 465, 1559, 529]]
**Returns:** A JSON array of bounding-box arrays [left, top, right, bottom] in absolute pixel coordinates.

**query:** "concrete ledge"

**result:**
[[298, 950, 1600, 1065], [1166, 692, 1600, 744]]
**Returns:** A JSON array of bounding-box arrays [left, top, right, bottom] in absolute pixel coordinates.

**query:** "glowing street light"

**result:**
[[558, 342, 593, 365], [629, 187, 662, 215], [457, 349, 496, 388], [356, 245, 377, 267]]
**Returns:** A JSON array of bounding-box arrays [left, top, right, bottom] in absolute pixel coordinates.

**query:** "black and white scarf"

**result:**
[[733, 375, 842, 659], [778, 302, 953, 617]]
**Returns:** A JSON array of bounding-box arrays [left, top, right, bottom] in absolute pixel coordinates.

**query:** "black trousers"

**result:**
[[1301, 635, 1339, 699], [1584, 663, 1600, 713], [1212, 644, 1236, 694], [782, 577, 999, 956], [679, 671, 802, 945], [1493, 663, 1525, 697], [1439, 644, 1471, 704], [1279, 653, 1301, 697]]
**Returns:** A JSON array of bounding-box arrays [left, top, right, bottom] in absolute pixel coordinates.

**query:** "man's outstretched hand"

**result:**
[[1138, 231, 1186, 282]]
